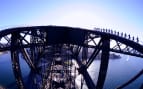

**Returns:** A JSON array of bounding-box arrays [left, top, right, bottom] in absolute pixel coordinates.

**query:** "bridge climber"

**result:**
[[0, 26, 143, 89]]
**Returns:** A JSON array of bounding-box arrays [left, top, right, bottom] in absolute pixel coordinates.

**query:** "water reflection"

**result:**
[[0, 53, 143, 89]]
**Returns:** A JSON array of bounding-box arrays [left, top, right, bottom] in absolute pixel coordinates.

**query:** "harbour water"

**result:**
[[0, 52, 143, 89]]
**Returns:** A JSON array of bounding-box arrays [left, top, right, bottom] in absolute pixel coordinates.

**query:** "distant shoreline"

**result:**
[[88, 52, 121, 60], [0, 51, 8, 55], [109, 53, 121, 59]]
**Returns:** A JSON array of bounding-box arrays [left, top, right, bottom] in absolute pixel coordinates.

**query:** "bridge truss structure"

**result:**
[[0, 26, 143, 89]]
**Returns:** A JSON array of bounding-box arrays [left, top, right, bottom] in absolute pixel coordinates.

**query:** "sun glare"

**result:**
[[53, 10, 99, 29], [28, 3, 108, 30]]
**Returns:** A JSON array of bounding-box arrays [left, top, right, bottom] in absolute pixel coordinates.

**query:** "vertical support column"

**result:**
[[11, 32, 25, 89], [31, 30, 35, 63], [82, 47, 88, 64], [30, 30, 38, 67], [82, 34, 88, 64], [96, 36, 110, 89], [80, 34, 88, 89], [81, 47, 88, 89]]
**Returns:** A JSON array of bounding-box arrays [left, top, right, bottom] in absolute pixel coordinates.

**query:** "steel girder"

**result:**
[[0, 26, 143, 89]]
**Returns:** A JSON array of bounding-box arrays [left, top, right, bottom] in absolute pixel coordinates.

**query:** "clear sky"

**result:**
[[0, 0, 143, 40]]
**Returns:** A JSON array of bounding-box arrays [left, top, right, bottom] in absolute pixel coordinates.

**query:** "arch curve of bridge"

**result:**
[[0, 26, 143, 55], [0, 26, 143, 89]]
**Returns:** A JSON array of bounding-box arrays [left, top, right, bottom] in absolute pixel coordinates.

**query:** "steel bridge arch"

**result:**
[[0, 26, 143, 89], [0, 26, 143, 56]]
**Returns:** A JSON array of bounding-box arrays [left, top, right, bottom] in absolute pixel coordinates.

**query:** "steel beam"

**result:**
[[96, 37, 110, 89], [20, 48, 37, 72], [86, 39, 102, 68], [116, 69, 143, 89], [78, 65, 96, 89], [75, 52, 96, 89], [11, 32, 25, 89]]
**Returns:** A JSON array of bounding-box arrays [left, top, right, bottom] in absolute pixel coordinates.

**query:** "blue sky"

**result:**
[[0, 0, 143, 40]]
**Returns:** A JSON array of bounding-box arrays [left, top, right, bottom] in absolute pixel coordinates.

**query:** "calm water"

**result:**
[[0, 52, 143, 89]]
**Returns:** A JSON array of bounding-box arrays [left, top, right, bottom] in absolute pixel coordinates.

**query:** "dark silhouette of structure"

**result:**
[[0, 26, 143, 89]]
